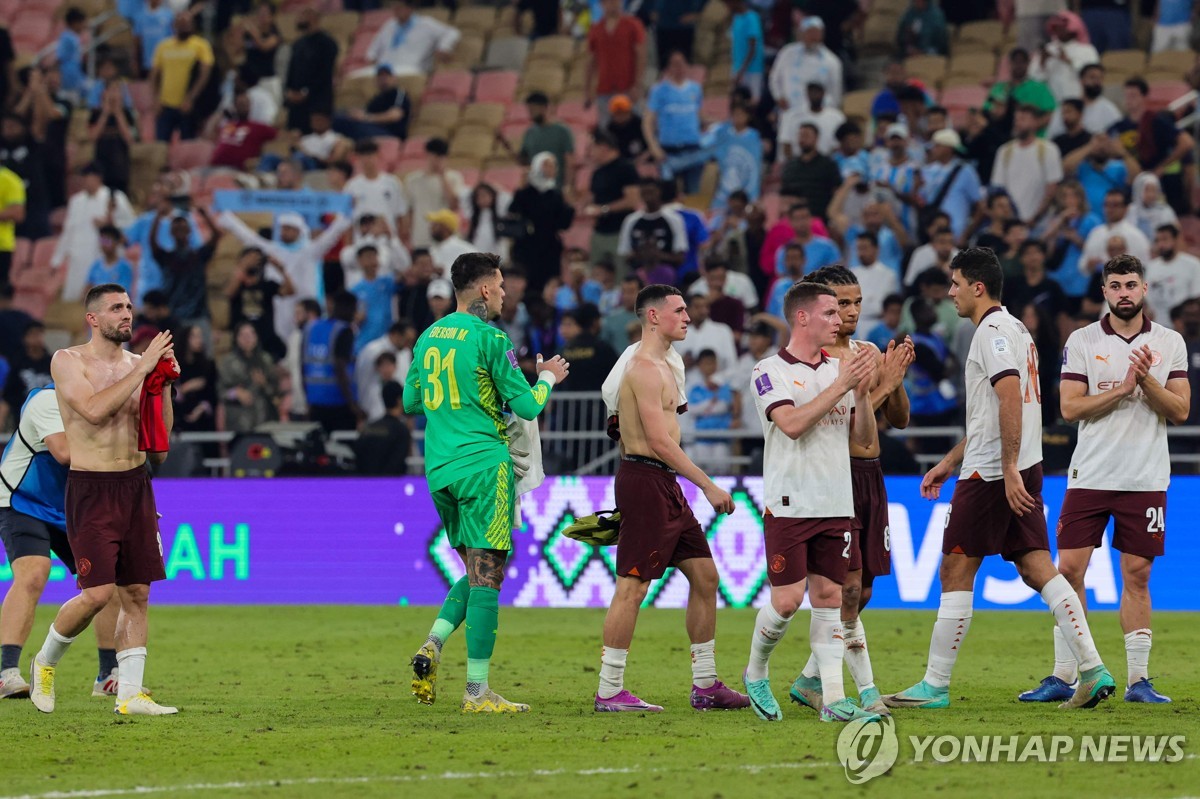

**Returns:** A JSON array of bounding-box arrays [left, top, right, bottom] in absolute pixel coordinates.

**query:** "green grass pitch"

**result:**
[[0, 606, 1196, 799]]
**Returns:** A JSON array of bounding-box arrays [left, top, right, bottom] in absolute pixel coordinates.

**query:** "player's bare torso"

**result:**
[[617, 354, 680, 459], [55, 347, 146, 472]]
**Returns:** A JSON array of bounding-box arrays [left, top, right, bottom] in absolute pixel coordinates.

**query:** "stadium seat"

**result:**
[[423, 7, 452, 23], [555, 99, 597, 129], [447, 35, 486, 70], [336, 75, 376, 111], [573, 164, 592, 195], [320, 11, 360, 41], [563, 221, 593, 251], [43, 301, 86, 337], [128, 81, 155, 116], [700, 96, 727, 125], [529, 35, 576, 65], [1101, 49, 1147, 76], [449, 130, 497, 162], [423, 70, 474, 105], [412, 101, 462, 138], [453, 6, 497, 34], [841, 89, 875, 122], [459, 102, 506, 133], [372, 136, 403, 171], [275, 12, 300, 42], [69, 141, 95, 172], [1147, 80, 1190, 113], [939, 84, 988, 127], [475, 70, 520, 103], [30, 236, 59, 278], [482, 165, 525, 194], [947, 53, 996, 83], [1148, 49, 1195, 77], [170, 140, 216, 171], [402, 135, 430, 158], [519, 65, 566, 101], [360, 8, 392, 31], [904, 55, 947, 89], [955, 19, 1005, 52], [684, 65, 708, 85], [395, 74, 429, 104], [484, 36, 530, 72]]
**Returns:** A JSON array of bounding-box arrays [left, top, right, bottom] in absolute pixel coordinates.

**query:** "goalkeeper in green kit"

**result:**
[[403, 252, 570, 713]]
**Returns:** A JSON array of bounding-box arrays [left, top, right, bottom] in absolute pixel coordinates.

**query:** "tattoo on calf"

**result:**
[[466, 549, 506, 589]]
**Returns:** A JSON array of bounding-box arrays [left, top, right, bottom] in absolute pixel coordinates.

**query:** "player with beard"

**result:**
[[29, 284, 179, 716], [404, 253, 569, 713], [1020, 255, 1189, 705], [783, 266, 913, 717]]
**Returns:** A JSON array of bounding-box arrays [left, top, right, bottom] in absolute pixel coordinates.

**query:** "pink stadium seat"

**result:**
[[402, 136, 429, 158], [30, 236, 59, 276], [563, 222, 593, 251], [12, 288, 48, 320], [456, 168, 480, 189], [555, 100, 597, 129], [574, 165, 592, 195], [129, 81, 155, 116], [685, 65, 707, 85], [170, 140, 216, 171], [701, 97, 727, 124], [503, 103, 531, 125], [475, 71, 520, 104], [482, 165, 524, 194], [373, 136, 402, 170], [1147, 80, 1190, 113], [939, 85, 988, 127], [395, 154, 427, 177], [498, 120, 528, 142], [361, 9, 392, 32], [424, 70, 473, 105]]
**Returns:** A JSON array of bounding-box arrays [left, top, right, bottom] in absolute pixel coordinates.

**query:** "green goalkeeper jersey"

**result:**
[[403, 312, 553, 491]]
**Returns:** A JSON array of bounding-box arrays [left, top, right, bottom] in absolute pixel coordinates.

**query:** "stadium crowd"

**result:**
[[1, 0, 1200, 475]]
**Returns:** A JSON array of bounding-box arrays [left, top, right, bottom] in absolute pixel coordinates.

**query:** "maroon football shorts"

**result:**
[[850, 457, 892, 583], [65, 467, 166, 589], [763, 514, 853, 587], [614, 456, 712, 581], [942, 464, 1048, 562], [1057, 488, 1166, 558]]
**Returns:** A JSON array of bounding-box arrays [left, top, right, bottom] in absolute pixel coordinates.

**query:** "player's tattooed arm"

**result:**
[[468, 299, 489, 321], [466, 548, 507, 589]]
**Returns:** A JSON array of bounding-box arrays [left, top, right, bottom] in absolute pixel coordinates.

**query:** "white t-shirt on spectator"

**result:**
[[687, 271, 761, 309], [366, 15, 461, 75], [674, 319, 739, 377], [1081, 220, 1151, 272], [777, 106, 845, 160], [852, 260, 900, 332], [345, 173, 409, 228], [905, 244, 958, 286], [990, 137, 1064, 223], [1145, 252, 1200, 320]]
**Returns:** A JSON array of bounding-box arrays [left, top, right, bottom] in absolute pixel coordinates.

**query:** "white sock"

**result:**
[[922, 591, 973, 689], [1041, 575, 1101, 672], [843, 617, 875, 693], [690, 640, 716, 689], [1124, 628, 1152, 687], [1052, 625, 1078, 683], [811, 608, 846, 704], [116, 647, 146, 701], [745, 604, 790, 681], [37, 625, 75, 667], [598, 646, 628, 699], [801, 652, 819, 679]]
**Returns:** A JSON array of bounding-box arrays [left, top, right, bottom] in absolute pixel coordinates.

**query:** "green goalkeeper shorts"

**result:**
[[431, 460, 516, 552]]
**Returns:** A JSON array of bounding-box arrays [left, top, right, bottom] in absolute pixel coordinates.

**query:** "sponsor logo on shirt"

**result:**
[[1095, 354, 1111, 365]]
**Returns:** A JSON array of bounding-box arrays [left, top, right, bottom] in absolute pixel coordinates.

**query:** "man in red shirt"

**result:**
[[585, 0, 647, 126], [211, 90, 278, 170]]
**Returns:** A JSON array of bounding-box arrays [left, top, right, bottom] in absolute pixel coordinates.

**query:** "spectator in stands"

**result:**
[[1127, 172, 1178, 242], [125, 180, 192, 307], [284, 298, 321, 420], [462, 183, 512, 256], [617, 178, 688, 285], [734, 320, 775, 434], [225, 246, 292, 360], [354, 381, 411, 474], [1004, 239, 1070, 326], [696, 259, 748, 334], [661, 180, 708, 282], [773, 200, 840, 277], [903, 296, 958, 429], [650, 0, 703, 69], [707, 190, 751, 275], [517, 92, 575, 190], [971, 192, 1014, 251], [557, 303, 618, 391], [284, 7, 339, 133], [1070, 64, 1122, 134], [1112, 77, 1194, 215], [726, 0, 764, 101], [86, 56, 134, 113], [1031, 11, 1098, 102], [983, 48, 1056, 135], [151, 205, 219, 345], [676, 293, 737, 373], [870, 59, 910, 121], [220, 321, 281, 433], [604, 95, 646, 161], [832, 121, 869, 180], [0, 284, 33, 364], [778, 83, 844, 160], [1041, 180, 1100, 307], [585, 0, 647, 126], [769, 16, 843, 115], [332, 65, 411, 142], [1145, 223, 1200, 321], [402, 138, 463, 248], [599, 275, 642, 352], [1081, 188, 1151, 272], [134, 289, 181, 339], [341, 213, 411, 285], [867, 293, 904, 350], [426, 278, 454, 322], [355, 320, 413, 421], [349, 244, 397, 353], [991, 105, 1064, 223], [0, 24, 13, 112], [210, 90, 278, 170], [554, 250, 598, 311], [686, 348, 738, 469], [780, 124, 841, 219], [582, 130, 640, 275], [216, 65, 279, 127], [1020, 302, 1060, 425], [56, 8, 87, 98], [852, 232, 901, 333], [3, 111, 51, 242], [398, 249, 435, 333], [345, 139, 410, 239], [149, 11, 214, 142], [1052, 99, 1091, 157], [33, 66, 73, 212], [52, 163, 136, 302], [905, 226, 958, 287], [0, 164, 24, 288], [368, 0, 460, 75], [291, 111, 352, 171], [0, 321, 50, 430], [998, 218, 1032, 280], [217, 211, 353, 340], [868, 123, 921, 233], [919, 128, 983, 241], [239, 2, 281, 83], [1151, 0, 1196, 52], [509, 153, 575, 289], [132, 0, 175, 79], [831, 189, 907, 278], [515, 0, 564, 39], [644, 50, 705, 194], [895, 0, 949, 56], [1079, 0, 1131, 52], [174, 324, 217, 436], [302, 290, 361, 431], [85, 226, 135, 296], [88, 82, 136, 194], [425, 209, 476, 276], [962, 106, 1007, 189]]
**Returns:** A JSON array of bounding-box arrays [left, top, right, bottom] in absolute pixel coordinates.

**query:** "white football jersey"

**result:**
[[960, 306, 1043, 480], [752, 348, 855, 519], [1061, 315, 1188, 491]]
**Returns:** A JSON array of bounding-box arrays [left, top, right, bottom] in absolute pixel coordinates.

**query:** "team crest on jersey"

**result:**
[[1151, 350, 1163, 366], [991, 336, 1009, 355], [506, 349, 519, 369], [755, 373, 774, 396]]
